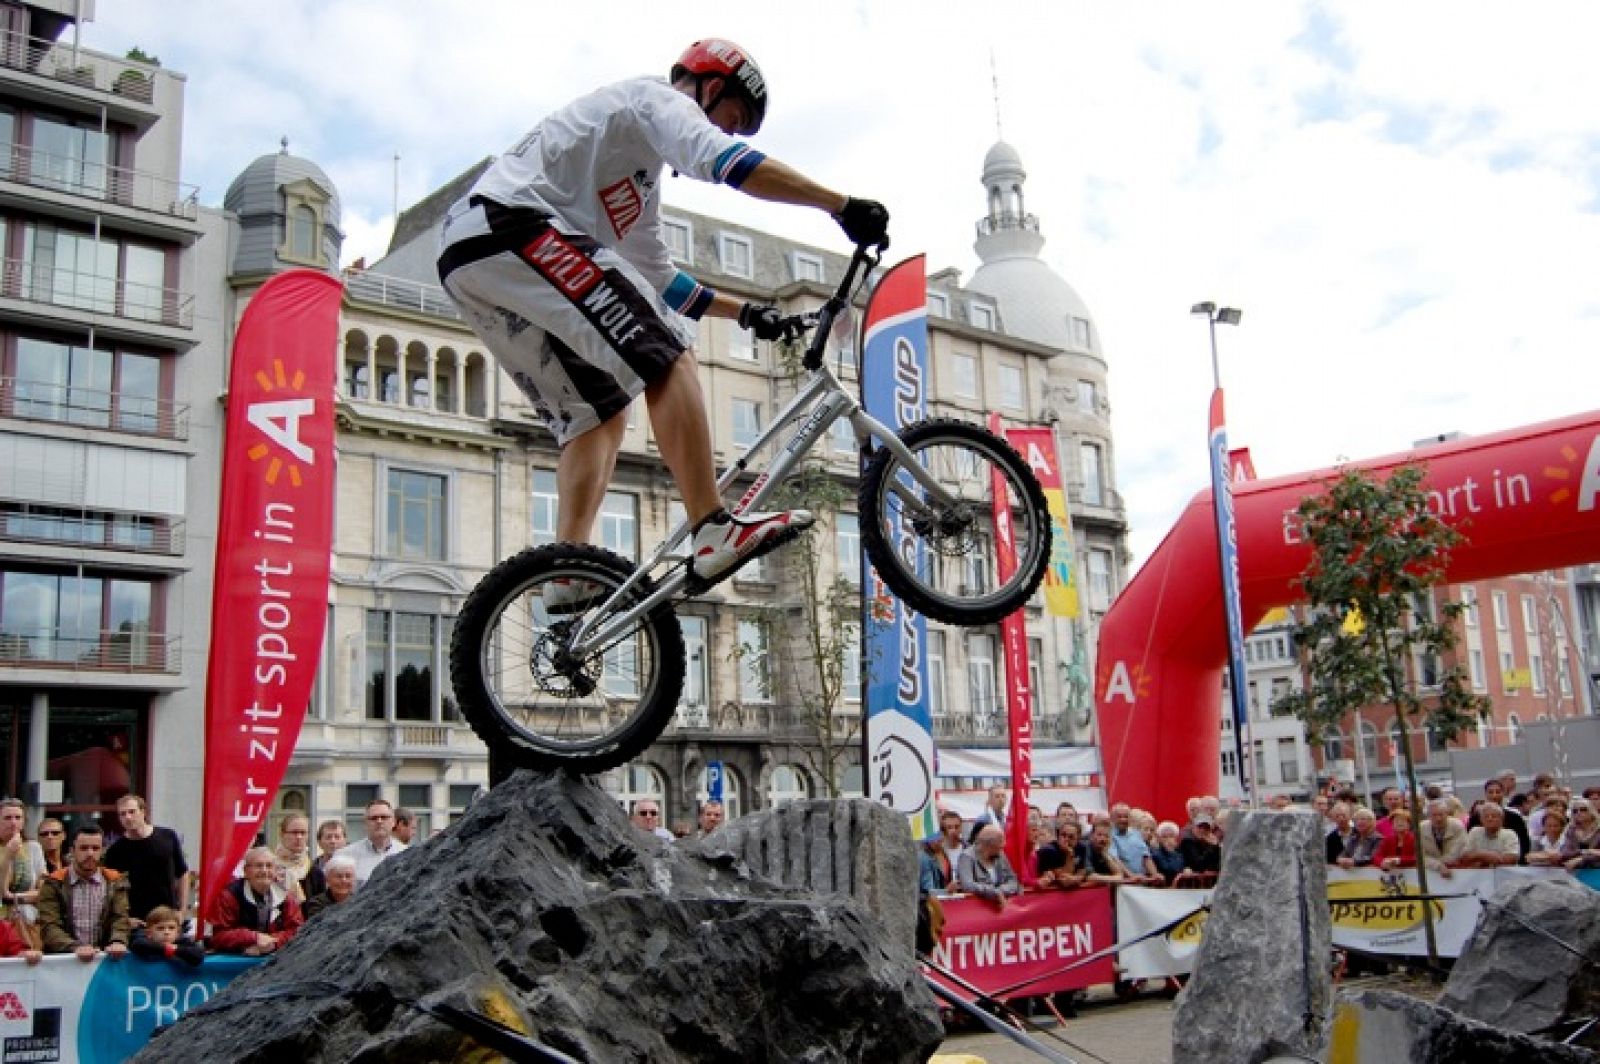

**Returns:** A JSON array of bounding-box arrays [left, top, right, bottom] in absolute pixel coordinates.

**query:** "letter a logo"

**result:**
[[1104, 661, 1138, 704], [247, 399, 316, 464], [1580, 434, 1600, 514]]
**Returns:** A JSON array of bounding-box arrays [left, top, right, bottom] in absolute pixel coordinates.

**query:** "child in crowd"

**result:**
[[130, 905, 205, 967]]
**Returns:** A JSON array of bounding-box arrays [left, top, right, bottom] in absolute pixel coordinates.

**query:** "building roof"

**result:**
[[388, 157, 492, 255]]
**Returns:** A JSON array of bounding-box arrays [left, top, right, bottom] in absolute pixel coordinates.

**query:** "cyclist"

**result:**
[[438, 39, 890, 608]]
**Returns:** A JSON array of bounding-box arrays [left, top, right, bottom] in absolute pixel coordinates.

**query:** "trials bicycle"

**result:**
[[449, 243, 1052, 773]]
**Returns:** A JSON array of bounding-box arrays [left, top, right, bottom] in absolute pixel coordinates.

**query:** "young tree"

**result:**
[[1272, 464, 1491, 972]]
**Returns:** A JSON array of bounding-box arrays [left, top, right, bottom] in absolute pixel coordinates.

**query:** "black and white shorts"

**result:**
[[437, 196, 693, 446]]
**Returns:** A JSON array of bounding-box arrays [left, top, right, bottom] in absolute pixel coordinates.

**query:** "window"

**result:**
[[927, 630, 947, 719], [830, 416, 855, 454], [1322, 729, 1345, 762], [836, 513, 860, 586], [599, 491, 637, 561], [290, 205, 317, 260], [997, 364, 1023, 410], [949, 352, 977, 398], [1530, 652, 1545, 695], [1507, 714, 1523, 743], [1461, 587, 1478, 628], [1492, 591, 1509, 631], [1559, 657, 1573, 696], [13, 337, 164, 435], [1253, 740, 1266, 781], [731, 398, 762, 449], [791, 252, 824, 283], [364, 609, 457, 722], [386, 469, 447, 560], [1070, 316, 1092, 349], [1500, 650, 1516, 691], [1358, 720, 1379, 766], [926, 291, 949, 317], [1077, 379, 1098, 412], [20, 224, 170, 323], [397, 783, 432, 838], [0, 569, 156, 666], [602, 626, 640, 698], [344, 784, 381, 839], [768, 764, 811, 807], [1278, 738, 1299, 783], [662, 217, 693, 263], [531, 469, 558, 546], [1476, 716, 1492, 747], [448, 783, 482, 825], [727, 320, 756, 362], [842, 625, 861, 703], [738, 619, 770, 702], [0, 504, 164, 553], [967, 633, 997, 723], [30, 115, 110, 197], [1080, 442, 1105, 506], [1087, 549, 1114, 611], [718, 233, 753, 279], [680, 615, 708, 713], [970, 303, 996, 331], [1521, 595, 1538, 636], [1028, 637, 1043, 707], [1470, 648, 1486, 690], [1220, 749, 1237, 778]]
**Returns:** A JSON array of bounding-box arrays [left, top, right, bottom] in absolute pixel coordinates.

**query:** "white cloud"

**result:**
[[90, 0, 1600, 568]]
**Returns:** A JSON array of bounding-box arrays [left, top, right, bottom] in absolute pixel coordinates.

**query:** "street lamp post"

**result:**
[[1191, 301, 1257, 804]]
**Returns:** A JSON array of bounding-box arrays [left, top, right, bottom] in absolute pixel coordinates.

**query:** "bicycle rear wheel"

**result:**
[[859, 417, 1050, 625], [449, 543, 684, 773]]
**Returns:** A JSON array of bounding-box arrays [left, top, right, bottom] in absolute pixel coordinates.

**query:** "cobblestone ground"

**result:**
[[931, 969, 1448, 1063], [933, 987, 1177, 1064]]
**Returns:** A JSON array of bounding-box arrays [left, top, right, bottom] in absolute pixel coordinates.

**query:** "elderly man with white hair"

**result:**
[[303, 856, 358, 921], [955, 825, 1021, 908], [210, 846, 304, 955], [1419, 799, 1466, 876]]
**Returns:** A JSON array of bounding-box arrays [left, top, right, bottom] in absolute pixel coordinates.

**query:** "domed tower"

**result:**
[[967, 141, 1099, 356], [223, 139, 343, 276], [968, 140, 1125, 694]]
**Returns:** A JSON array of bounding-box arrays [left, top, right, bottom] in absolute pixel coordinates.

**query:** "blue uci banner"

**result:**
[[1208, 389, 1252, 798], [859, 255, 937, 842]]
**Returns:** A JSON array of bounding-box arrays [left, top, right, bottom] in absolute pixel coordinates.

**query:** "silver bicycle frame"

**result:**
[[565, 359, 959, 657]]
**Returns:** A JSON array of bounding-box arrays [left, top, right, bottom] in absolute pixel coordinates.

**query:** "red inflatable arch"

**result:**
[[1096, 409, 1600, 821]]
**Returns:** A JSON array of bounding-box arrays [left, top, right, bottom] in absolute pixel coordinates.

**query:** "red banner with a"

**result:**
[[927, 890, 1116, 998], [988, 414, 1032, 876], [200, 270, 342, 921]]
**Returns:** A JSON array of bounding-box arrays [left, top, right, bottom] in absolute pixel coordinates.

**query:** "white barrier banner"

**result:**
[[1115, 886, 1211, 980], [0, 953, 258, 1062], [1117, 866, 1568, 976]]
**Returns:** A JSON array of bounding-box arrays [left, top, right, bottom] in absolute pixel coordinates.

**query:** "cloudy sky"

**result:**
[[93, 1, 1600, 567]]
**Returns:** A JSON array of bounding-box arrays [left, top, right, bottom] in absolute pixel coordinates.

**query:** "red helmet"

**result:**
[[672, 39, 768, 135]]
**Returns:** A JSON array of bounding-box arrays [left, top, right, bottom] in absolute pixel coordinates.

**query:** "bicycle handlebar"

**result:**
[[796, 243, 880, 372]]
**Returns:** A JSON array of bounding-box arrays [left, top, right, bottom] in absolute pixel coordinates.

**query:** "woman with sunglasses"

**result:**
[[1562, 799, 1600, 870], [0, 800, 44, 944]]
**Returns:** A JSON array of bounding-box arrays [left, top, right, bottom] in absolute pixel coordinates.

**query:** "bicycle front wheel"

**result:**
[[449, 543, 684, 773], [859, 418, 1051, 625]]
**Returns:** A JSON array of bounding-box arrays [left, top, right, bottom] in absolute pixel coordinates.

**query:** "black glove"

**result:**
[[738, 302, 789, 342], [834, 197, 890, 249]]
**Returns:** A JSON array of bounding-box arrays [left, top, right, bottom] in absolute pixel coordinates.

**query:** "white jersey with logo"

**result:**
[[470, 75, 765, 297]]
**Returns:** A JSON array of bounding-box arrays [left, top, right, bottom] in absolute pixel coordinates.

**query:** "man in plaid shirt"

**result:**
[[37, 825, 130, 961]]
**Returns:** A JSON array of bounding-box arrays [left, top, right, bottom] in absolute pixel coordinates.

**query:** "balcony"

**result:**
[[0, 375, 190, 440], [344, 270, 462, 322], [0, 627, 178, 673], [0, 506, 184, 556], [0, 145, 201, 243], [933, 710, 1006, 741], [0, 29, 162, 127], [0, 258, 194, 342]]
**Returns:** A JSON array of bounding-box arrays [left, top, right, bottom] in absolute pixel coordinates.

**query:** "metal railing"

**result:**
[[0, 144, 198, 219], [0, 375, 190, 439], [0, 28, 159, 105], [975, 211, 1040, 238], [0, 508, 184, 555], [0, 628, 178, 673], [344, 270, 462, 321], [0, 257, 194, 328]]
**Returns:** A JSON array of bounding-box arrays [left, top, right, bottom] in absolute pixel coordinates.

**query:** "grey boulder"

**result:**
[[135, 771, 941, 1063]]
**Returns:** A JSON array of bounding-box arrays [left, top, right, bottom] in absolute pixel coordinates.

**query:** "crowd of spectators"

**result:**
[[0, 794, 427, 968]]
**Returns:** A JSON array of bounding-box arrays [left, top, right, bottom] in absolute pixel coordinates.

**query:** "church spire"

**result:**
[[975, 140, 1043, 262]]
